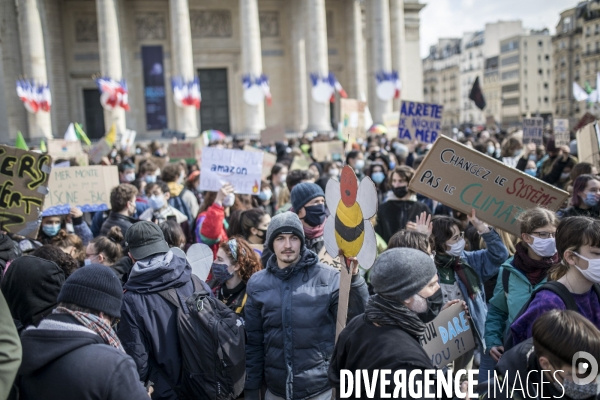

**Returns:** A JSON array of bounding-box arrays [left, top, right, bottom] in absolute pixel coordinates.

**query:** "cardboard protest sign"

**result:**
[[168, 138, 204, 164], [577, 121, 600, 167], [43, 166, 119, 216], [398, 101, 443, 144], [88, 139, 112, 164], [408, 136, 568, 237], [340, 99, 367, 140], [312, 141, 345, 162], [420, 303, 475, 367], [47, 140, 88, 166], [323, 167, 378, 339], [260, 126, 286, 145], [200, 148, 263, 195], [523, 118, 544, 145], [244, 146, 276, 179], [553, 119, 570, 147], [382, 112, 400, 139], [0, 145, 52, 238]]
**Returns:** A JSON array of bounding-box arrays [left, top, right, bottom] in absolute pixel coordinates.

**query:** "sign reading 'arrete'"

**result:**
[[409, 136, 568, 237], [398, 101, 443, 144]]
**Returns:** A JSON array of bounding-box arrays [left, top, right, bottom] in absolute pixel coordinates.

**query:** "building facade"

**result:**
[[482, 55, 500, 125], [499, 30, 553, 128], [0, 0, 425, 142], [459, 31, 484, 126]]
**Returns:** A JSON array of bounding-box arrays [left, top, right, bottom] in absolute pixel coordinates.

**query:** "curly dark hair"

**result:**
[[31, 244, 80, 277], [218, 236, 262, 283], [110, 183, 138, 212]]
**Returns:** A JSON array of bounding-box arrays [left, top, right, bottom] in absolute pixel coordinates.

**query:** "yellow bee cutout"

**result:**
[[324, 165, 378, 270]]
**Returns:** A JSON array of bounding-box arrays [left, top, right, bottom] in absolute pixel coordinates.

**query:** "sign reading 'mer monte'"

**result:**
[[409, 136, 568, 237]]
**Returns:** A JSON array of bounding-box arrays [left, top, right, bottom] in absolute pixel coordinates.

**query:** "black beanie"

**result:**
[[57, 264, 123, 318]]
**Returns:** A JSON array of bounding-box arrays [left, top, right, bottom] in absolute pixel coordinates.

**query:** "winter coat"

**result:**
[[118, 250, 212, 400], [0, 292, 21, 400], [375, 199, 431, 243], [100, 212, 137, 241], [328, 314, 445, 400], [72, 217, 94, 246], [16, 313, 148, 400], [0, 234, 21, 273], [244, 248, 369, 400], [452, 229, 509, 348], [195, 204, 228, 258], [484, 257, 547, 352]]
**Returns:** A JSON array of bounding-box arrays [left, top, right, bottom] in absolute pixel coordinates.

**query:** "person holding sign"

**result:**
[[481, 207, 559, 383], [375, 166, 431, 244], [244, 212, 367, 400], [557, 175, 600, 220], [195, 183, 235, 258], [328, 248, 442, 399], [430, 210, 509, 370]]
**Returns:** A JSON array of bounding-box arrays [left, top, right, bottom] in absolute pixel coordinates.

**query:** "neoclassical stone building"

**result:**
[[0, 0, 424, 141]]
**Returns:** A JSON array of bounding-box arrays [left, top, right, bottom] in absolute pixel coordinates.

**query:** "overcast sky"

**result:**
[[419, 0, 580, 57]]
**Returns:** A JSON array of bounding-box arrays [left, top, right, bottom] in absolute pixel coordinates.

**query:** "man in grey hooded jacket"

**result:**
[[244, 212, 369, 400]]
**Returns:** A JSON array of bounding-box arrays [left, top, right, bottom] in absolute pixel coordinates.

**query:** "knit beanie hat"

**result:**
[[58, 264, 123, 318], [370, 248, 437, 302], [291, 182, 325, 213], [265, 212, 305, 252]]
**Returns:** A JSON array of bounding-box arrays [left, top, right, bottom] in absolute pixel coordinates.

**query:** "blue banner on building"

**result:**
[[141, 46, 168, 131]]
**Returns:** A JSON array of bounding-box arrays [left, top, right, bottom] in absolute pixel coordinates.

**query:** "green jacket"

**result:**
[[483, 257, 546, 352], [0, 291, 21, 399]]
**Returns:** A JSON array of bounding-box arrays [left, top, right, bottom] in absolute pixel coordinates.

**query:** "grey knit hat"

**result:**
[[370, 248, 437, 302], [265, 212, 305, 252]]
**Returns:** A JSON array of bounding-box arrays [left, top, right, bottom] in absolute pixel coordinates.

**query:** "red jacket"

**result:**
[[195, 203, 228, 259]]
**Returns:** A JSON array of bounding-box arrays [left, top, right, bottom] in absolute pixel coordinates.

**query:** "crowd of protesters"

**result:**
[[0, 125, 599, 400]]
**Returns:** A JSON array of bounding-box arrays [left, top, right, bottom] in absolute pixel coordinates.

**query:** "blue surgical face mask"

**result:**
[[211, 263, 234, 284], [258, 190, 272, 202], [145, 175, 157, 184], [371, 172, 385, 184], [528, 154, 537, 162], [149, 194, 166, 210], [513, 149, 522, 157], [389, 161, 396, 169], [525, 168, 537, 177], [42, 223, 61, 237], [487, 145, 495, 155], [584, 192, 599, 207]]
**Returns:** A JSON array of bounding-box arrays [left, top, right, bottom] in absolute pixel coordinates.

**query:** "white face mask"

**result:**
[[279, 174, 287, 184], [354, 159, 365, 170], [124, 172, 136, 182], [446, 238, 465, 257], [574, 252, 600, 283], [529, 236, 557, 258], [223, 193, 235, 207], [328, 169, 339, 177], [84, 258, 92, 266]]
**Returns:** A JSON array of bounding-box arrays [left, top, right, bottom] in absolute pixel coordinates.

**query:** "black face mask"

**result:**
[[256, 228, 267, 242], [392, 186, 408, 199], [303, 204, 327, 227], [416, 289, 443, 324]]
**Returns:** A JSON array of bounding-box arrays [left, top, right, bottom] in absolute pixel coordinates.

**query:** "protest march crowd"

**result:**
[[1, 121, 600, 400]]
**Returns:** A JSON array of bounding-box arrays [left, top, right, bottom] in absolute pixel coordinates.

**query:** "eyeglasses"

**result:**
[[529, 231, 556, 239], [450, 232, 465, 241]]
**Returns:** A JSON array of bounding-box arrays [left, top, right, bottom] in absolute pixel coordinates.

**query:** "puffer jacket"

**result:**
[[452, 228, 509, 348], [117, 250, 211, 400], [484, 257, 547, 352], [244, 248, 369, 400]]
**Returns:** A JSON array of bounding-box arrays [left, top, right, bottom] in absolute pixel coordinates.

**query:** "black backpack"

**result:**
[[159, 276, 246, 400], [168, 188, 195, 224], [503, 280, 600, 351]]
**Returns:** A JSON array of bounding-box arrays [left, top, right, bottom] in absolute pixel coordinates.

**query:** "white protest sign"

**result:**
[[523, 118, 544, 145], [398, 101, 443, 144], [553, 119, 570, 147], [420, 303, 476, 367], [200, 148, 263, 195]]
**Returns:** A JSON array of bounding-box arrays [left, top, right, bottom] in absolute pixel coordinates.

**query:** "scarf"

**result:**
[[513, 242, 558, 285], [435, 253, 480, 300], [365, 294, 425, 337], [54, 306, 124, 352], [303, 222, 325, 240]]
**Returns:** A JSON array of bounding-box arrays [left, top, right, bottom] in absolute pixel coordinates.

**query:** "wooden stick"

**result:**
[[335, 255, 352, 341]]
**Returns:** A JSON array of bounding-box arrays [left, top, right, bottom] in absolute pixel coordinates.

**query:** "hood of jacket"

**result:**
[[19, 314, 104, 376], [124, 249, 192, 293], [1, 255, 65, 326], [266, 247, 318, 281]]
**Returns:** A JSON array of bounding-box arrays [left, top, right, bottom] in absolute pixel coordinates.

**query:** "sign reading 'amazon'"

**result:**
[[408, 136, 568, 237]]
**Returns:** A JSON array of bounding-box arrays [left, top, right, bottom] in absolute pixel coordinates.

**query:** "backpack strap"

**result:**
[[502, 268, 510, 294], [593, 283, 600, 300], [537, 281, 579, 311], [235, 293, 248, 314]]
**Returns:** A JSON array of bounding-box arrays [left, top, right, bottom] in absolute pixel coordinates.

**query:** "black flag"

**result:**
[[469, 77, 486, 110]]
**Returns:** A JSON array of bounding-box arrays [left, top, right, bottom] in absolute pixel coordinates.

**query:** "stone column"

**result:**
[[305, 0, 331, 133], [170, 0, 199, 137], [96, 0, 126, 134], [240, 0, 265, 136], [390, 0, 407, 109], [368, 0, 392, 124], [290, 0, 308, 132], [17, 0, 52, 139], [345, 0, 366, 99]]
